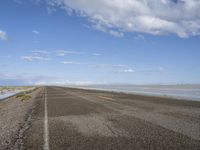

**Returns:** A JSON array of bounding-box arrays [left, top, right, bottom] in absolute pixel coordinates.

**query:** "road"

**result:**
[[22, 86, 200, 150]]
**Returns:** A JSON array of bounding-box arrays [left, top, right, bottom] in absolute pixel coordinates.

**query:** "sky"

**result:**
[[0, 0, 200, 86]]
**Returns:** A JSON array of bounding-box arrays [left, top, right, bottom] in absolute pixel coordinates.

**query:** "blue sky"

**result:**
[[0, 0, 200, 85]]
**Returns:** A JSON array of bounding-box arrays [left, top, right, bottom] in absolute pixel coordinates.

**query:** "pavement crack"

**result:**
[[10, 105, 36, 150]]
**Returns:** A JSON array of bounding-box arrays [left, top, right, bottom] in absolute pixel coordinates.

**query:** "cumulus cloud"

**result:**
[[46, 0, 200, 38], [0, 30, 8, 41]]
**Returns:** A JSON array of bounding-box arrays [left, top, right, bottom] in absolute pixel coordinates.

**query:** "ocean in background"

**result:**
[[75, 84, 200, 101]]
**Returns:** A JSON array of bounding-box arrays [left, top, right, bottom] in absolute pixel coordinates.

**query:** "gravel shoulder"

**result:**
[[0, 87, 43, 149]]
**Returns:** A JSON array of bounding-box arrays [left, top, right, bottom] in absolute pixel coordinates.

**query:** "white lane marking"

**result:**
[[44, 87, 50, 150]]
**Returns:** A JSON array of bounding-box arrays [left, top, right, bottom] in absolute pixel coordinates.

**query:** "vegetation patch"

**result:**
[[16, 93, 32, 101]]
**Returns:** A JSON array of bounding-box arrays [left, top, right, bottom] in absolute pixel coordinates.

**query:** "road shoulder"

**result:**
[[0, 87, 43, 149]]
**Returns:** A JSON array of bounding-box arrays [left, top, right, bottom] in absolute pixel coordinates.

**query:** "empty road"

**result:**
[[7, 86, 200, 149]]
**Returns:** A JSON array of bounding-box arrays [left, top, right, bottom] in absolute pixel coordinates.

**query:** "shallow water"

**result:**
[[0, 90, 22, 100], [77, 84, 200, 101]]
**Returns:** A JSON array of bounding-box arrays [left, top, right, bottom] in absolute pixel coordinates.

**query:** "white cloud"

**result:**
[[32, 30, 39, 34], [92, 53, 101, 56], [73, 81, 93, 85], [32, 50, 49, 55], [46, 0, 200, 38], [135, 34, 145, 40], [21, 50, 50, 61], [0, 72, 97, 86], [56, 50, 66, 56], [0, 72, 57, 85], [109, 30, 124, 37], [139, 67, 165, 73], [90, 64, 127, 68], [61, 61, 81, 65], [34, 80, 96, 85], [118, 68, 135, 73], [0, 30, 8, 41], [34, 80, 71, 85], [56, 50, 81, 56], [116, 67, 164, 74], [21, 56, 50, 61]]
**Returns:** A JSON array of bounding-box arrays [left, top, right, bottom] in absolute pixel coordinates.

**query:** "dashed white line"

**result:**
[[44, 87, 50, 150]]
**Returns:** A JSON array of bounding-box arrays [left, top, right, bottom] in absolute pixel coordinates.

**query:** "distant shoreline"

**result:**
[[67, 84, 200, 102], [0, 87, 36, 101]]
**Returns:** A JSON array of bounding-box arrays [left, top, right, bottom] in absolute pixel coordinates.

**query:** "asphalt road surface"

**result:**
[[22, 86, 200, 150]]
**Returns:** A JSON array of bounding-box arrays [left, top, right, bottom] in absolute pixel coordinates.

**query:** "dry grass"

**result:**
[[16, 93, 32, 101]]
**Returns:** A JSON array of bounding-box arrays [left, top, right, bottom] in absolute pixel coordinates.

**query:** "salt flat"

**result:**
[[76, 84, 200, 101]]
